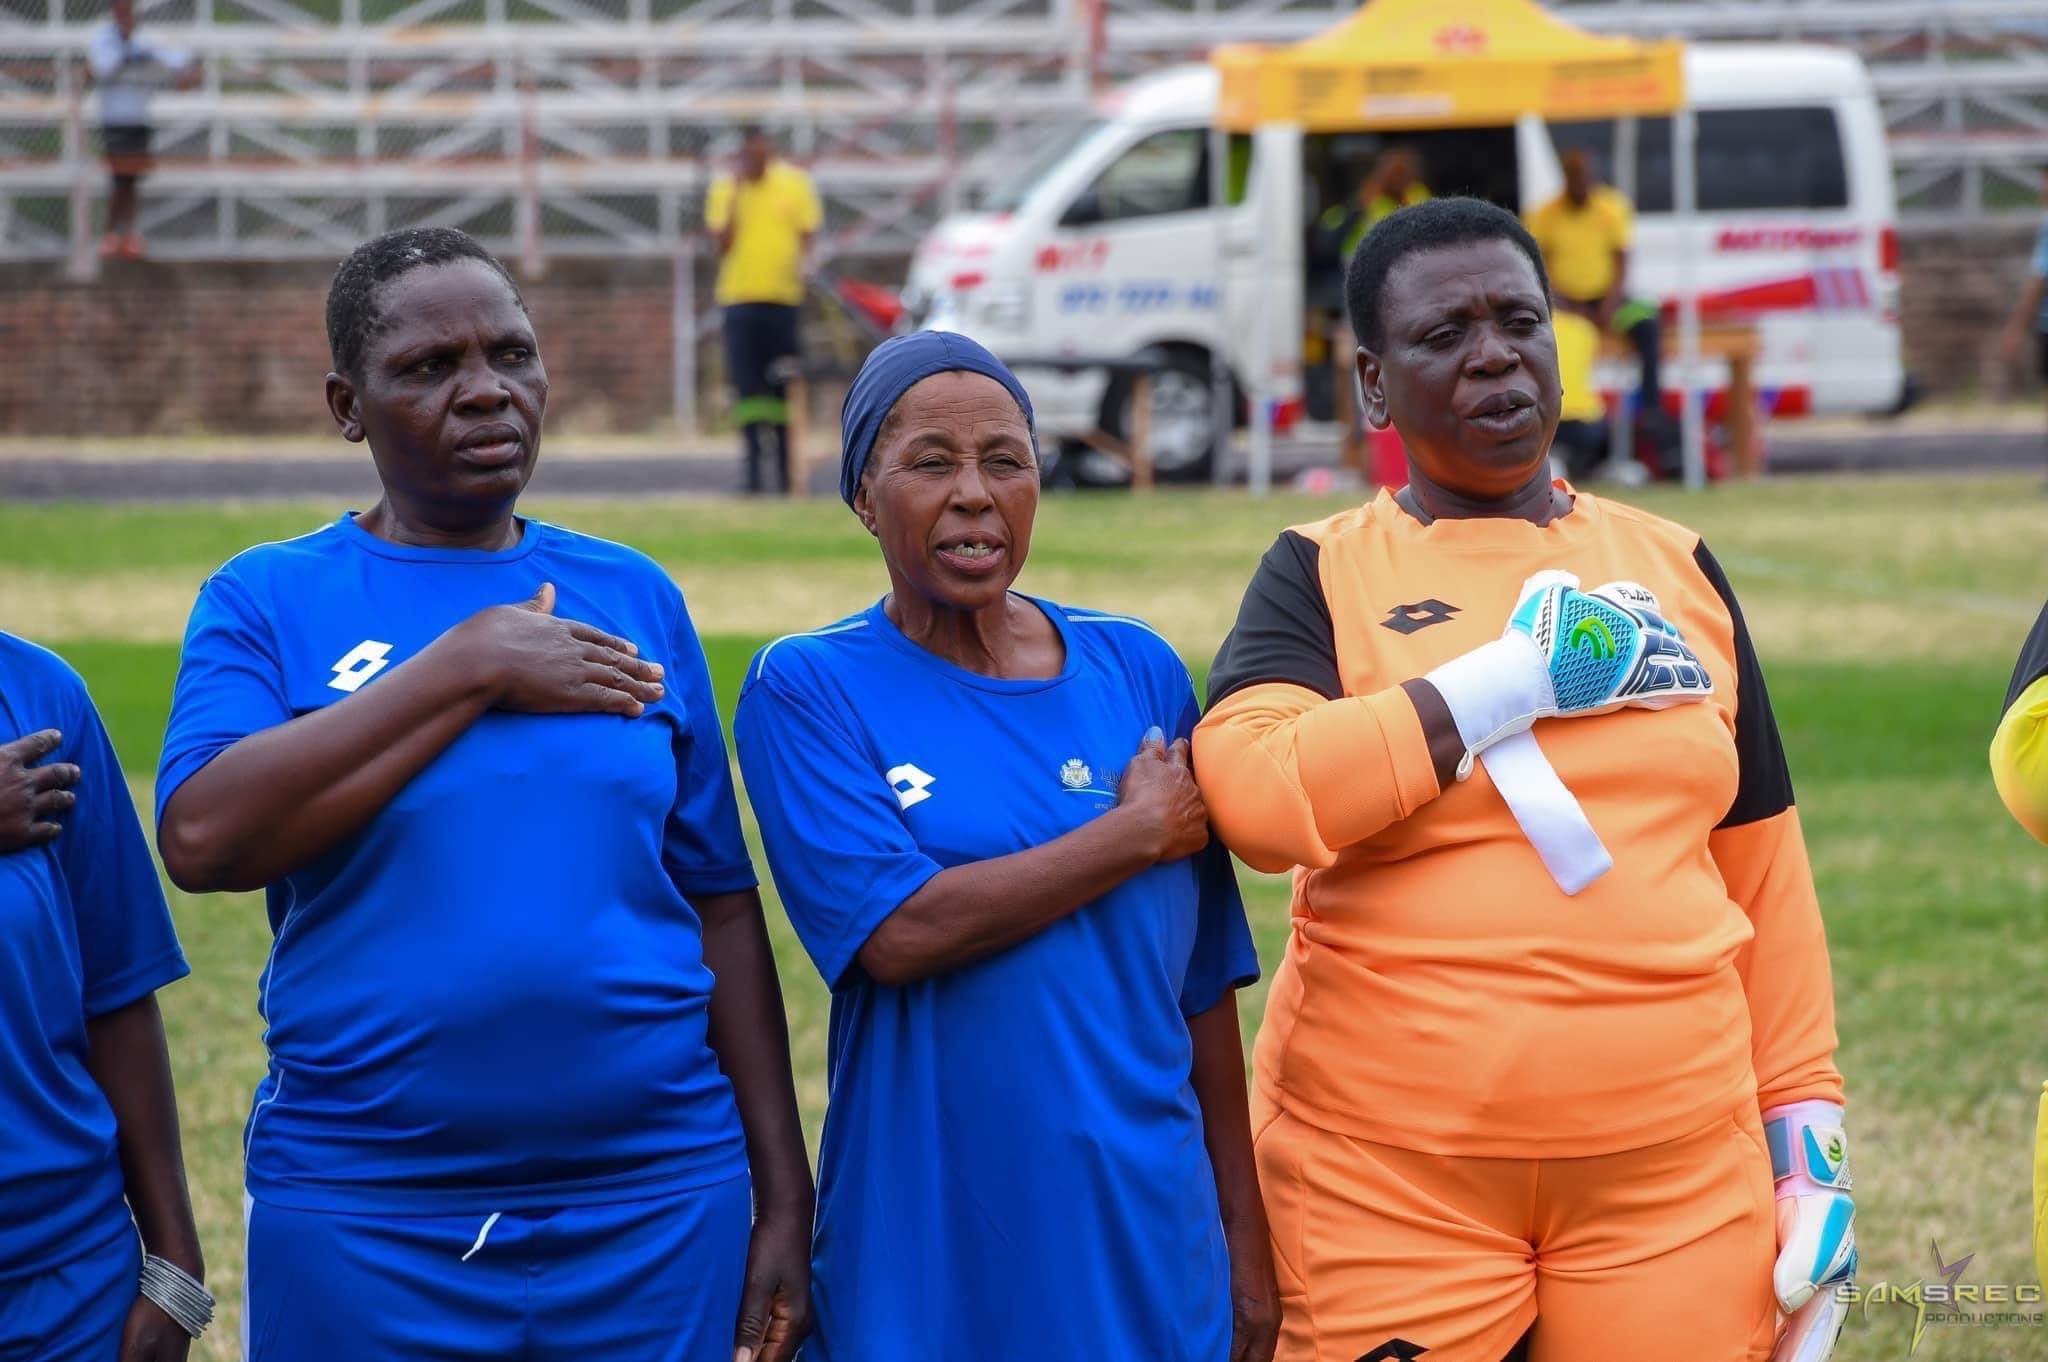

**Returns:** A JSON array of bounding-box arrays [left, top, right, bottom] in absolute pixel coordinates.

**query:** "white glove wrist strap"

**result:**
[[1763, 1100, 1852, 1198], [1423, 635, 1554, 756]]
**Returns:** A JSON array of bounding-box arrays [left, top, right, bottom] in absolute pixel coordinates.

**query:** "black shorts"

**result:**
[[100, 124, 151, 165], [722, 302, 800, 401], [2036, 332, 2048, 385]]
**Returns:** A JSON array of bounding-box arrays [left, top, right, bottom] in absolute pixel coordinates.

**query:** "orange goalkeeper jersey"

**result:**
[[1194, 486, 1842, 1158]]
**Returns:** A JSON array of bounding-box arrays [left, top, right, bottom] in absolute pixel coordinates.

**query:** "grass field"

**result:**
[[6, 475, 2047, 1362]]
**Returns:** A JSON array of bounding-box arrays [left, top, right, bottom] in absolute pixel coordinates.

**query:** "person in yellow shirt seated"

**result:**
[[1548, 310, 1613, 482], [706, 126, 822, 494], [1527, 150, 1667, 467]]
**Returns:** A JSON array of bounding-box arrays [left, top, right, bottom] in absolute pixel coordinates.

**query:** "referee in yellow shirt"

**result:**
[[1526, 150, 1667, 466], [707, 126, 822, 495]]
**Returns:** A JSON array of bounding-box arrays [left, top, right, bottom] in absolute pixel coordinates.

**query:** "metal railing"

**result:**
[[3, 0, 2047, 271]]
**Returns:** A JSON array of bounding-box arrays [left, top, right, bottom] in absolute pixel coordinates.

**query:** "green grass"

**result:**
[[10, 476, 2048, 1361]]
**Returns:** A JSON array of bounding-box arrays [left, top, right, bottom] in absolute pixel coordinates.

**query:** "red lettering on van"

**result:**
[[1036, 239, 1111, 273], [1716, 228, 1863, 252]]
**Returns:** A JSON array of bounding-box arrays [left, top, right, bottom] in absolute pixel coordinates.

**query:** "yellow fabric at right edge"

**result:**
[[1993, 674, 2048, 844], [2036, 1083, 2048, 1287]]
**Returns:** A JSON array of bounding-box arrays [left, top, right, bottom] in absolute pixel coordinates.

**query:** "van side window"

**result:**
[[1091, 128, 1206, 221], [1551, 108, 1849, 214], [1070, 129, 1254, 224]]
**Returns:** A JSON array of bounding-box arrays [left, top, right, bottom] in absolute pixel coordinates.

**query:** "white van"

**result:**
[[906, 44, 1907, 482]]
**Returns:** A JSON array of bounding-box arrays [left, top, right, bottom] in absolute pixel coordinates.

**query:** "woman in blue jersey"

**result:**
[[155, 228, 812, 1362], [0, 634, 206, 1362], [732, 330, 1278, 1362]]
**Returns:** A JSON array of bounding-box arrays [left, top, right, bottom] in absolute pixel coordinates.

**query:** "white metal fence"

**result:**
[[3, 0, 2047, 273]]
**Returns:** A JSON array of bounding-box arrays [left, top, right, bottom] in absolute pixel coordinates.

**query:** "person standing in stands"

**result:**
[[1526, 150, 1668, 470], [87, 0, 198, 261], [707, 126, 822, 496]]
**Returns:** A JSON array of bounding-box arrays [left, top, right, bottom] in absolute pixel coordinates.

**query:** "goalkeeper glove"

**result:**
[[1422, 573, 1713, 894], [1764, 1100, 1856, 1362], [1425, 570, 1714, 759]]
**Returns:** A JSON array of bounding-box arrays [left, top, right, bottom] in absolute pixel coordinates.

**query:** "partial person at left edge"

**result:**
[[154, 227, 812, 1362], [86, 0, 198, 262], [0, 631, 207, 1362]]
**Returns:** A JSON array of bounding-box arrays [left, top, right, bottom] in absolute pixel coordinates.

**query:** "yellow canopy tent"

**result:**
[[1208, 0, 1710, 489], [1213, 0, 1684, 132]]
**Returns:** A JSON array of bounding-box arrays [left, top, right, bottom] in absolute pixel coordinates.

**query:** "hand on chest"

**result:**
[[1334, 552, 1732, 692], [1336, 553, 1740, 785], [273, 583, 686, 813]]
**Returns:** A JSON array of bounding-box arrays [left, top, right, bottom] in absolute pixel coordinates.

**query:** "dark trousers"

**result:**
[[1561, 296, 1662, 408], [1622, 312, 1663, 407], [1553, 419, 1609, 481], [722, 302, 800, 494]]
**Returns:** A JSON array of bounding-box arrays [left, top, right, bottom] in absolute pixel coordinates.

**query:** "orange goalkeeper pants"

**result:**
[[1253, 1099, 1780, 1362]]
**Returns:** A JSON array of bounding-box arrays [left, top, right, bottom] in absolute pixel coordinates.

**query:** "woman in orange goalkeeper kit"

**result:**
[[1193, 198, 1854, 1362]]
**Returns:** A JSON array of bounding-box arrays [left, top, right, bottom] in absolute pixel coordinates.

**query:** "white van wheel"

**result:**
[[1091, 353, 1218, 485]]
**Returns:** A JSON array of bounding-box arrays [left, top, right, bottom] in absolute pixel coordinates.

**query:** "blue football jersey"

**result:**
[[157, 515, 754, 1213], [0, 632, 187, 1279], [734, 595, 1259, 1362]]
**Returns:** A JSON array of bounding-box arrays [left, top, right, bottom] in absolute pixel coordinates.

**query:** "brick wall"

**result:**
[[0, 257, 684, 438], [1897, 225, 2040, 399], [0, 228, 2038, 437]]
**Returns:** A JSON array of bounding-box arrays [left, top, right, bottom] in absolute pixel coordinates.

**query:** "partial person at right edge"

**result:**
[[1995, 601, 2048, 1294]]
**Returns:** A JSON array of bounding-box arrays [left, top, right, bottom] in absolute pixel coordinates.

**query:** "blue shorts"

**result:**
[[0, 1229, 139, 1362], [244, 1173, 751, 1362]]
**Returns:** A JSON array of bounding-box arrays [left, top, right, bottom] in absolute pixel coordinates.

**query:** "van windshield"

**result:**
[[975, 121, 1107, 213]]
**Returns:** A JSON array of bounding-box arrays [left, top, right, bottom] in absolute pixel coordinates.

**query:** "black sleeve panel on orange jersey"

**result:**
[[1207, 531, 1341, 708], [1693, 541, 1795, 829], [2004, 601, 2048, 714]]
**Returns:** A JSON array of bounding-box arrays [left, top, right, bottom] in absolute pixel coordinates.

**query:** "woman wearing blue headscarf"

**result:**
[[733, 331, 1276, 1361]]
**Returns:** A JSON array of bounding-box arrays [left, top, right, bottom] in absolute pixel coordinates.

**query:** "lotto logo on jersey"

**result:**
[[1358, 1342, 1429, 1362], [887, 763, 936, 810], [328, 640, 395, 693]]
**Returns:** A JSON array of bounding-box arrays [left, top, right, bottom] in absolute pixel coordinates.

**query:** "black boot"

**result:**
[[741, 423, 767, 495], [772, 423, 792, 495]]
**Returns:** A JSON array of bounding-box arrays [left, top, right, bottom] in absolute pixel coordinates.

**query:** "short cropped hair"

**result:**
[[325, 227, 525, 379], [1344, 197, 1550, 352]]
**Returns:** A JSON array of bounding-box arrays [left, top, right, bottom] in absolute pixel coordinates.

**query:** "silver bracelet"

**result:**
[[138, 1254, 214, 1339]]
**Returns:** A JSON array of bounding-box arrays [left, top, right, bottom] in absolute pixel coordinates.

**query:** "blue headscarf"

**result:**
[[838, 330, 1037, 508]]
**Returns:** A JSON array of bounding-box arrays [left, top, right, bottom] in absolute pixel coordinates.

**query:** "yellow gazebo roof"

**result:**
[[1213, 0, 1685, 132]]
